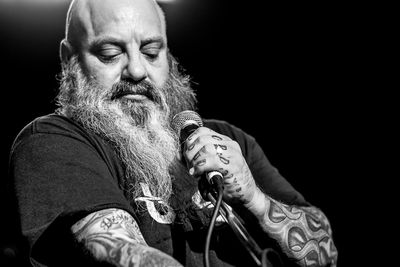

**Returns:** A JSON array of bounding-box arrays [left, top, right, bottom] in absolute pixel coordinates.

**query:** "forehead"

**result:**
[[77, 0, 164, 44]]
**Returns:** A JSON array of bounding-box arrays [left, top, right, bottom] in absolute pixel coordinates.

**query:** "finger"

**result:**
[[187, 143, 216, 169], [214, 144, 228, 155], [185, 127, 231, 148], [188, 144, 224, 176], [185, 127, 214, 143], [184, 136, 230, 164]]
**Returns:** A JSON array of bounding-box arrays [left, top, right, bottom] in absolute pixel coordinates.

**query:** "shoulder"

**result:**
[[10, 113, 105, 157], [16, 113, 87, 138]]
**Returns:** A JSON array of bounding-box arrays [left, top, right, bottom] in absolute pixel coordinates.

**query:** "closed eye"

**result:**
[[90, 37, 124, 64], [141, 37, 164, 62], [142, 47, 160, 61], [97, 46, 122, 63]]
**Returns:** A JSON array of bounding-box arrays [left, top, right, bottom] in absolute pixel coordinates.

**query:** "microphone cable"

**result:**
[[203, 177, 224, 267], [171, 111, 282, 266]]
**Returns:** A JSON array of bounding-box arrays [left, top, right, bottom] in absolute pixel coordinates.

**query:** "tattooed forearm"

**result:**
[[71, 208, 182, 267], [259, 197, 338, 266]]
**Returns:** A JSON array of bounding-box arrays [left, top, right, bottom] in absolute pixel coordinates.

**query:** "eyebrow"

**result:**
[[90, 36, 165, 49], [141, 36, 165, 48], [90, 36, 124, 48]]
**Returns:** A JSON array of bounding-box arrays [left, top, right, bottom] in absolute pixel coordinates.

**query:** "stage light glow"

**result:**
[[0, 0, 177, 4], [156, 0, 178, 3], [0, 0, 70, 3]]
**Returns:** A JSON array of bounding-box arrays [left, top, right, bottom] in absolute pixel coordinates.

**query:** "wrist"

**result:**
[[244, 187, 267, 219]]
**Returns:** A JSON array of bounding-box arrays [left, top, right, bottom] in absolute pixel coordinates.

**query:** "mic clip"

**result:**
[[198, 173, 223, 202]]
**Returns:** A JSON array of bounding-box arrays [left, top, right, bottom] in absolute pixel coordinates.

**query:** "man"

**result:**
[[8, 0, 338, 266]]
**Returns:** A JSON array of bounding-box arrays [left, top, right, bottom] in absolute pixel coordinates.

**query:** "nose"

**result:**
[[122, 53, 148, 82]]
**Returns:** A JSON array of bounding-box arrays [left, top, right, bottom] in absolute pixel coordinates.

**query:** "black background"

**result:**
[[0, 0, 391, 266]]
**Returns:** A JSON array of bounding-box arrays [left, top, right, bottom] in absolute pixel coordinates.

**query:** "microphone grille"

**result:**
[[171, 110, 203, 133]]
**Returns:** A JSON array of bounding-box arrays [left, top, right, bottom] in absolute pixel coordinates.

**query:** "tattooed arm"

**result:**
[[184, 127, 338, 266], [247, 189, 338, 266], [71, 208, 182, 267]]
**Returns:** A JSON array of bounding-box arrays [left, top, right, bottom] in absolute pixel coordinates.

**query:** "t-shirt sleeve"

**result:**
[[246, 137, 309, 206], [9, 131, 134, 262]]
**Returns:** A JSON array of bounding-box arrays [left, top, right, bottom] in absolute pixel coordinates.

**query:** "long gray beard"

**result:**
[[56, 55, 198, 211]]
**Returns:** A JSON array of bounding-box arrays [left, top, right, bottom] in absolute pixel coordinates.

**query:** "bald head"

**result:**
[[59, 0, 171, 90], [62, 0, 166, 58]]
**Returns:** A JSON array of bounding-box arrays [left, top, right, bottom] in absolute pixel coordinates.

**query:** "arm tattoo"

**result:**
[[71, 208, 182, 267], [260, 197, 338, 266]]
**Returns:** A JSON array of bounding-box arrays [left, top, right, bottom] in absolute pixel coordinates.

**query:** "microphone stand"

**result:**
[[201, 182, 264, 266]]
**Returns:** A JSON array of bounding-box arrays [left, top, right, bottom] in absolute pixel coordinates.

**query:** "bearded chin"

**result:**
[[56, 55, 198, 210]]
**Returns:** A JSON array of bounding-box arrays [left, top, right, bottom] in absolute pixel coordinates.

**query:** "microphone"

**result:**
[[172, 110, 224, 195], [172, 111, 265, 266]]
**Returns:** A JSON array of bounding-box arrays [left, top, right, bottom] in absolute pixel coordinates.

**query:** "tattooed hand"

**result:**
[[183, 127, 263, 211], [183, 127, 338, 266]]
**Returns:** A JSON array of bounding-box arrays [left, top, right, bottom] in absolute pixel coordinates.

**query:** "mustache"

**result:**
[[109, 80, 163, 104]]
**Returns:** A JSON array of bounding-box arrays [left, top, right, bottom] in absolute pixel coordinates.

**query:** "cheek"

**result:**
[[92, 71, 116, 90], [80, 55, 120, 89], [151, 72, 168, 88], [147, 57, 169, 88]]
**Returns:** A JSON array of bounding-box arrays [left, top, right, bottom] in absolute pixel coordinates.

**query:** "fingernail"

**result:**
[[189, 167, 194, 175], [188, 143, 195, 151], [196, 159, 206, 166]]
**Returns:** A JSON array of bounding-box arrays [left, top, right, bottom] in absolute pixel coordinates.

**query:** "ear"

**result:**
[[59, 39, 74, 64]]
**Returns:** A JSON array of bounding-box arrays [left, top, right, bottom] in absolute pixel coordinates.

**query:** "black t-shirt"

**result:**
[[8, 114, 308, 266]]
